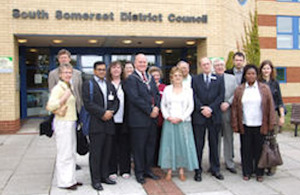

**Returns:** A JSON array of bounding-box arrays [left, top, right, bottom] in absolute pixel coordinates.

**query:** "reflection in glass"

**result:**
[[27, 90, 49, 117]]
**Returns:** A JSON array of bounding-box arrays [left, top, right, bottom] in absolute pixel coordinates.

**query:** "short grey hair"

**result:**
[[213, 58, 225, 67]]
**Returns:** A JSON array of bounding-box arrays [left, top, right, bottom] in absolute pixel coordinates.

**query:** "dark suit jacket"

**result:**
[[192, 73, 225, 125], [82, 78, 119, 135], [124, 71, 160, 128]]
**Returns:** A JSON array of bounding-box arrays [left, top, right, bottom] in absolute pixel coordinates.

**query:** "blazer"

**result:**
[[225, 67, 245, 84], [192, 73, 225, 125], [223, 73, 238, 104], [124, 71, 160, 128], [48, 68, 83, 112], [231, 82, 276, 135], [82, 78, 119, 135]]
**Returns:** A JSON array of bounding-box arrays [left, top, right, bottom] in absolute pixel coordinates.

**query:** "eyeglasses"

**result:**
[[96, 68, 106, 72]]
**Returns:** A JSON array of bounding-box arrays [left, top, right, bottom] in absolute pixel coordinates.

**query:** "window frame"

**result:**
[[277, 16, 300, 50], [275, 67, 287, 83]]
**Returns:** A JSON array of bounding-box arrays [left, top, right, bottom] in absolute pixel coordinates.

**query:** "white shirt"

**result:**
[[182, 74, 192, 88], [242, 81, 262, 126], [112, 82, 124, 123], [94, 76, 107, 109], [160, 85, 194, 122]]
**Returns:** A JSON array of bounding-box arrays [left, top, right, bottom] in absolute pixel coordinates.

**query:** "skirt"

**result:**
[[158, 120, 199, 171]]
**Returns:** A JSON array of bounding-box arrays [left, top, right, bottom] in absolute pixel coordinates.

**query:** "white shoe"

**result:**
[[109, 174, 117, 181], [122, 173, 130, 179]]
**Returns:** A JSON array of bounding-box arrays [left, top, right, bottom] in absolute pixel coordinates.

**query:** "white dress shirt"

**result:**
[[94, 76, 107, 109], [112, 82, 124, 123], [242, 81, 262, 126]]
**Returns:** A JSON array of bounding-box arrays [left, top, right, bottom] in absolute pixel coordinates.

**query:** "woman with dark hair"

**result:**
[[231, 64, 276, 182], [124, 61, 134, 79], [259, 60, 285, 176], [107, 61, 131, 180]]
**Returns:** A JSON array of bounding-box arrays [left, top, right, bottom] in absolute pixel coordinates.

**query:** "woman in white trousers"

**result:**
[[47, 63, 81, 190]]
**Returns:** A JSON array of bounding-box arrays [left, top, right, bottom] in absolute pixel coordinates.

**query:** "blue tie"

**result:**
[[206, 74, 210, 88]]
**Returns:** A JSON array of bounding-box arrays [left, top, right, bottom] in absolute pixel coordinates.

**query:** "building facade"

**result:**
[[1, 0, 298, 132]]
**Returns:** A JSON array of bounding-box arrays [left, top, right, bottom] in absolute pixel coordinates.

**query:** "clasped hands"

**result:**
[[201, 106, 212, 118]]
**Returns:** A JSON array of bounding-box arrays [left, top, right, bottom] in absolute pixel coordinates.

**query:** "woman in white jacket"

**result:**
[[158, 66, 198, 181]]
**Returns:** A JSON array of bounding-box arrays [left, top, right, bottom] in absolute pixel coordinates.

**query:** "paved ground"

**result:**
[[1, 119, 300, 195]]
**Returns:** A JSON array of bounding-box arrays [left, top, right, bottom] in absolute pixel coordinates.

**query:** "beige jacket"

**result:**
[[48, 68, 83, 112], [47, 81, 77, 121]]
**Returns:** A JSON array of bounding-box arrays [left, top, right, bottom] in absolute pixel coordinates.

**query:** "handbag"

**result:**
[[39, 114, 54, 138], [76, 125, 89, 155], [258, 133, 283, 168]]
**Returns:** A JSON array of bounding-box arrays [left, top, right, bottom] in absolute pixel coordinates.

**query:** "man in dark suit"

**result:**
[[192, 57, 225, 181], [225, 52, 245, 84], [124, 53, 161, 184], [82, 61, 119, 191]]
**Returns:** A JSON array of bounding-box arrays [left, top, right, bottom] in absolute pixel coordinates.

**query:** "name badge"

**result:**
[[108, 91, 114, 101]]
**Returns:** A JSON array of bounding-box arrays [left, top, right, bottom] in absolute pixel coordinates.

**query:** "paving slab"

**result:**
[[1, 174, 52, 195]]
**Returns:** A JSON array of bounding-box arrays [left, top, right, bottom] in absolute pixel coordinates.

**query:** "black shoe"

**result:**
[[136, 176, 146, 184], [92, 183, 103, 191], [194, 172, 202, 182], [212, 172, 224, 180], [226, 167, 237, 174], [101, 178, 116, 185], [61, 184, 77, 190], [76, 164, 81, 170], [144, 172, 160, 180]]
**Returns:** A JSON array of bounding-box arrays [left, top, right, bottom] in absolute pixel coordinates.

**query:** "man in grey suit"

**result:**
[[213, 59, 238, 174], [48, 49, 83, 170], [48, 49, 83, 113]]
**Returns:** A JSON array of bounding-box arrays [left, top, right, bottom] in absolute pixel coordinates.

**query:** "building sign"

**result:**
[[12, 9, 208, 24], [0, 57, 13, 73]]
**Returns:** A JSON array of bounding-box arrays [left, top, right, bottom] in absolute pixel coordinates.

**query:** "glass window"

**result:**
[[145, 55, 156, 67], [81, 55, 103, 75], [276, 67, 286, 83], [161, 49, 181, 84], [278, 17, 292, 33], [277, 16, 299, 49], [277, 35, 293, 49], [111, 55, 132, 62]]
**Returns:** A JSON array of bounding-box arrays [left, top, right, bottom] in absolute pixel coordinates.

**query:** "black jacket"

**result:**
[[82, 78, 119, 135]]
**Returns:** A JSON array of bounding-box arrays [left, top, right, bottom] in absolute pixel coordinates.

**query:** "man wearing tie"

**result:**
[[124, 53, 161, 184], [192, 57, 225, 181]]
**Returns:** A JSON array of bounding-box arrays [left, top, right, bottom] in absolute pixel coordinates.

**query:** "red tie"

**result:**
[[142, 72, 148, 82]]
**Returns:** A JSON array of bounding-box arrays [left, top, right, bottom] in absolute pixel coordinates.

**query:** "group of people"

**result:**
[[46, 49, 284, 191]]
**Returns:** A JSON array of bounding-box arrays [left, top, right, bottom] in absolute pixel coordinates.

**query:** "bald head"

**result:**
[[134, 53, 148, 73]]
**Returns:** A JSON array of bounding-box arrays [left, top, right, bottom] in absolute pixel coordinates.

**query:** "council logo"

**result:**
[[238, 0, 247, 5]]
